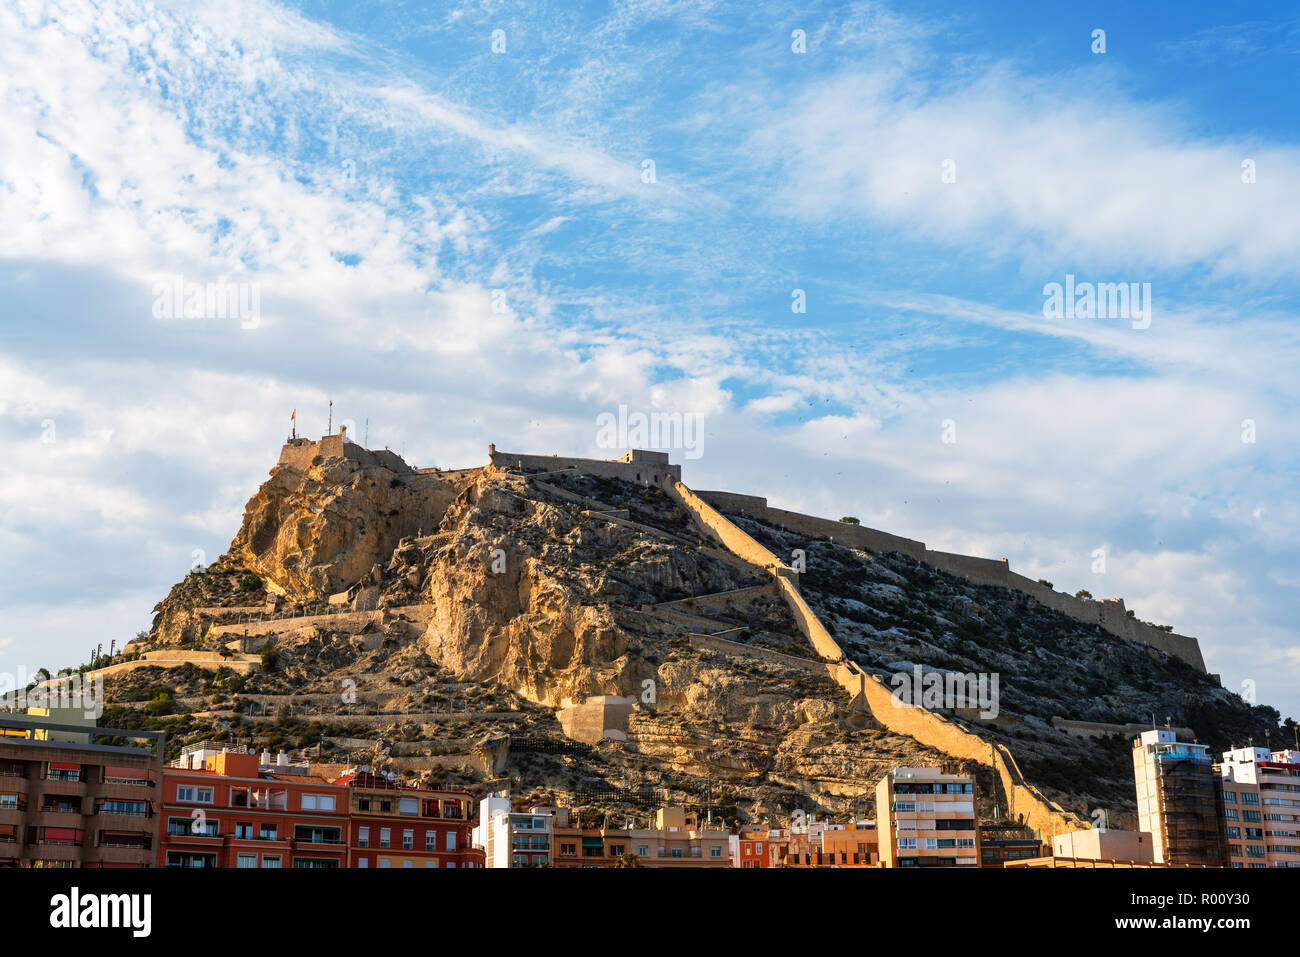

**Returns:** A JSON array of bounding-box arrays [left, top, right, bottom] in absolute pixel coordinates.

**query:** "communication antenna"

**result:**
[[327, 400, 333, 435], [364, 418, 369, 447]]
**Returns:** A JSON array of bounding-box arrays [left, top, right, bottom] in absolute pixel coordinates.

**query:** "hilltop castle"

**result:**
[[274, 431, 1209, 675]]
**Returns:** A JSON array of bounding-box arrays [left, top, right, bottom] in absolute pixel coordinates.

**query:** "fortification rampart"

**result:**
[[672, 480, 1092, 839], [668, 482, 785, 572], [277, 431, 412, 474], [694, 490, 1206, 673], [490, 447, 680, 488]]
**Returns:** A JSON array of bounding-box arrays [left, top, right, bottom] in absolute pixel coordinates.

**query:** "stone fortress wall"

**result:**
[[693, 490, 1206, 673], [487, 446, 681, 489], [278, 428, 413, 474], [666, 479, 1088, 839]]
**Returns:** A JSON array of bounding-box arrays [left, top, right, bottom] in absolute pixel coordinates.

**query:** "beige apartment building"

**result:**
[[1133, 729, 1227, 866], [875, 767, 978, 867], [1217, 747, 1300, 868], [0, 715, 164, 868], [550, 806, 729, 867]]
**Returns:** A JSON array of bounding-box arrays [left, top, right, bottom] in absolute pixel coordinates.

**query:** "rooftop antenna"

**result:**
[[327, 400, 333, 435], [364, 417, 369, 447]]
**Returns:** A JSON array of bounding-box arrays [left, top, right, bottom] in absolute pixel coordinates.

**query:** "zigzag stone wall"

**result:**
[[673, 481, 1088, 839], [694, 491, 1207, 673]]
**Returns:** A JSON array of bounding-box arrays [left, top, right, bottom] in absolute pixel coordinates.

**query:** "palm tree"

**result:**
[[616, 852, 641, 868]]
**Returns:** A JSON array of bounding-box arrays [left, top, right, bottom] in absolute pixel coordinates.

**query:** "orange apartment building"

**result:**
[[0, 716, 163, 868], [876, 767, 979, 867], [731, 827, 770, 868], [1218, 747, 1300, 868], [158, 747, 348, 868], [331, 768, 482, 868]]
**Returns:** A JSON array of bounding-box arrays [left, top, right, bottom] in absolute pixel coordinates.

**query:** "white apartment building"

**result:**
[[472, 793, 554, 868], [1218, 747, 1300, 868]]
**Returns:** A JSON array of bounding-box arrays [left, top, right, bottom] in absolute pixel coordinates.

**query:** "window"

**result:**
[[425, 831, 437, 850], [403, 829, 413, 850], [357, 797, 371, 812], [446, 831, 456, 851], [425, 861, 437, 868], [403, 861, 412, 868], [636, 845, 649, 857], [47, 764, 81, 782], [400, 797, 418, 816], [176, 786, 213, 804], [169, 816, 217, 837], [358, 858, 368, 868], [291, 858, 340, 869], [294, 825, 342, 845], [261, 856, 281, 868], [1224, 808, 1239, 821], [358, 827, 369, 847], [1243, 811, 1262, 823], [235, 823, 253, 839], [301, 793, 337, 812], [710, 846, 722, 857], [237, 853, 257, 868], [1222, 791, 1237, 803], [379, 800, 393, 814], [96, 799, 148, 817], [560, 842, 577, 856], [1241, 793, 1260, 805], [260, 824, 276, 841], [380, 827, 391, 849]]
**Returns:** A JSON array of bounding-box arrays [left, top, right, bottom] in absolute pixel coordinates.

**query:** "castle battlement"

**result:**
[[277, 428, 413, 474], [487, 445, 681, 488]]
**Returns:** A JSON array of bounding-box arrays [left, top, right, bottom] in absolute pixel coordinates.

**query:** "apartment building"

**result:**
[[1132, 729, 1227, 866], [1217, 747, 1300, 868], [731, 828, 770, 868], [780, 822, 878, 867], [549, 806, 729, 868], [0, 716, 163, 868], [474, 793, 553, 868], [331, 768, 482, 868], [875, 767, 979, 867], [158, 748, 348, 868]]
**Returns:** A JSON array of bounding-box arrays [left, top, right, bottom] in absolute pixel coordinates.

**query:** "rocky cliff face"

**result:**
[[117, 443, 1291, 827], [231, 455, 471, 598]]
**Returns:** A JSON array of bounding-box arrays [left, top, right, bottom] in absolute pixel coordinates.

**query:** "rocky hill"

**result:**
[[94, 437, 1290, 831]]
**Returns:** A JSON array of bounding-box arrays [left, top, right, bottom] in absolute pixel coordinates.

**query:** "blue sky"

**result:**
[[1, 0, 1298, 725]]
